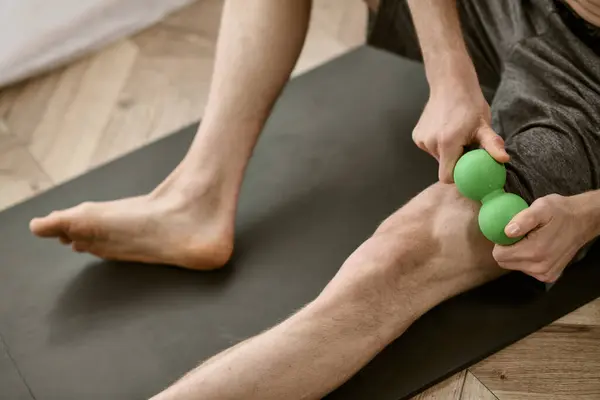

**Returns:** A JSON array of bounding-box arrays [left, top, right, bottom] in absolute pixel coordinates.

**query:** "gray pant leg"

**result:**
[[367, 0, 536, 91], [369, 0, 600, 204], [497, 2, 600, 203]]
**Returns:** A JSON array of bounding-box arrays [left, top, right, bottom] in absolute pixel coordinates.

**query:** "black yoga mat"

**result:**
[[0, 337, 33, 400], [1, 47, 599, 400]]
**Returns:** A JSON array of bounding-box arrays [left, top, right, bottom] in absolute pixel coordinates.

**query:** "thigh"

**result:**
[[494, 4, 600, 204], [367, 0, 546, 91]]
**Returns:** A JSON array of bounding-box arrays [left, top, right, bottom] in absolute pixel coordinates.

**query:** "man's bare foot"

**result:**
[[29, 178, 235, 270]]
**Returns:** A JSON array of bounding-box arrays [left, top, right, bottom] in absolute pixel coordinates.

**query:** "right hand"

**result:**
[[412, 84, 509, 183]]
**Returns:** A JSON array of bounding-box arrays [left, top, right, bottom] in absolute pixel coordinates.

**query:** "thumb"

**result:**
[[504, 205, 545, 238], [438, 141, 464, 183], [476, 124, 510, 163]]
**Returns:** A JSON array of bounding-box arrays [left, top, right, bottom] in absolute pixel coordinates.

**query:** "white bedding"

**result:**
[[0, 0, 195, 86]]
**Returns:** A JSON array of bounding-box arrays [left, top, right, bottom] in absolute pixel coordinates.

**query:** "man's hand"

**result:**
[[412, 85, 509, 183], [406, 0, 509, 182], [493, 194, 589, 283]]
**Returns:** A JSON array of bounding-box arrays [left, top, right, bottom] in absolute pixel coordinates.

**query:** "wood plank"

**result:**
[[294, 15, 356, 76], [0, 145, 53, 211], [471, 324, 600, 400], [28, 40, 138, 183], [133, 25, 215, 143], [26, 59, 89, 175], [160, 0, 224, 41], [555, 298, 600, 326], [411, 371, 466, 400], [91, 26, 215, 167], [336, 0, 368, 47], [0, 83, 21, 118], [312, 0, 367, 48], [6, 72, 61, 144], [461, 371, 497, 400]]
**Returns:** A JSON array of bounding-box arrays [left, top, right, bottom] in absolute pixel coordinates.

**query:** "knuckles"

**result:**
[[535, 272, 559, 283], [531, 193, 564, 211], [529, 262, 552, 275], [438, 133, 456, 149], [493, 245, 550, 273]]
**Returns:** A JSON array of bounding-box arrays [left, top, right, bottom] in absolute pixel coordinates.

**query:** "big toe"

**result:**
[[30, 211, 67, 238]]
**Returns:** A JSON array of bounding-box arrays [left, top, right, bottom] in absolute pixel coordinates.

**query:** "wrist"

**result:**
[[198, 111, 264, 138], [570, 192, 600, 243], [425, 50, 480, 94]]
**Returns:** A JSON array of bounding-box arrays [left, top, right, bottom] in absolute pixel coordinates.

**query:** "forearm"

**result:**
[[407, 0, 478, 92], [190, 0, 311, 170], [572, 190, 600, 242]]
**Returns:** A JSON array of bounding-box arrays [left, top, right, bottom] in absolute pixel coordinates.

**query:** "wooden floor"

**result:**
[[1, 1, 599, 398]]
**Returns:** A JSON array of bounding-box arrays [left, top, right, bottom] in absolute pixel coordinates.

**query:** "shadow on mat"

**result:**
[[47, 260, 233, 344], [46, 180, 341, 344]]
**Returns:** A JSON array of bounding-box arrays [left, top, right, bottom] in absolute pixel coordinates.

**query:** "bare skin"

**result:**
[[25, 0, 600, 398], [28, 2, 503, 397], [29, 0, 312, 270], [151, 183, 504, 400], [28, 0, 600, 269], [146, 1, 510, 398], [566, 0, 600, 26]]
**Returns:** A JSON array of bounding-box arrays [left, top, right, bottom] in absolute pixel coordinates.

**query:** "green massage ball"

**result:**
[[453, 149, 529, 245]]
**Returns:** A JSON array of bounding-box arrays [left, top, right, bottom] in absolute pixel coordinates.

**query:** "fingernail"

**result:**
[[506, 223, 520, 236]]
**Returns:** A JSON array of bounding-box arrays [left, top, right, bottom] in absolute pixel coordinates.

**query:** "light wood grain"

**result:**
[[461, 372, 498, 400], [91, 26, 217, 166], [411, 372, 466, 400], [0, 144, 53, 210], [5, 73, 60, 145], [160, 0, 223, 40], [294, 2, 366, 76], [556, 298, 600, 326], [29, 40, 138, 183], [471, 324, 600, 400]]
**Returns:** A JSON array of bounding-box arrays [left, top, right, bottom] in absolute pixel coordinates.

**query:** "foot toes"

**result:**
[[30, 212, 66, 238], [59, 235, 72, 245], [71, 242, 88, 253], [30, 203, 95, 238]]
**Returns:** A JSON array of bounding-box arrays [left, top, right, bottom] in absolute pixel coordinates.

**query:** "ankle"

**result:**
[[149, 166, 230, 209]]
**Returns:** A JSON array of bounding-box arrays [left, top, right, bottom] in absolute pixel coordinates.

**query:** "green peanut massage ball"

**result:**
[[453, 149, 529, 245]]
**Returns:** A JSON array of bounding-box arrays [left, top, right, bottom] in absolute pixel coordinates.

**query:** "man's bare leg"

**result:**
[[152, 183, 505, 400], [29, 0, 311, 270]]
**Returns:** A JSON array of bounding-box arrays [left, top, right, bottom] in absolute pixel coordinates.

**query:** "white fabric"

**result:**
[[0, 0, 195, 87]]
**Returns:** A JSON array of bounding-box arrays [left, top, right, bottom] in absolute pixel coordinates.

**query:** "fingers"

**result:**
[[59, 235, 72, 245], [476, 124, 510, 163], [72, 242, 89, 253], [532, 270, 562, 283], [415, 137, 440, 161], [504, 200, 551, 238], [29, 211, 67, 238], [493, 242, 532, 270], [494, 240, 566, 283], [438, 138, 464, 183], [504, 209, 541, 238]]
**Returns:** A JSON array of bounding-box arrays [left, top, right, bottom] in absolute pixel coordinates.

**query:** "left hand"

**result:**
[[492, 194, 588, 283]]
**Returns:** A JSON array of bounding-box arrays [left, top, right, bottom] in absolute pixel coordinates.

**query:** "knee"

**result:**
[[363, 0, 379, 12], [373, 183, 475, 251], [370, 183, 492, 276], [323, 184, 497, 328]]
